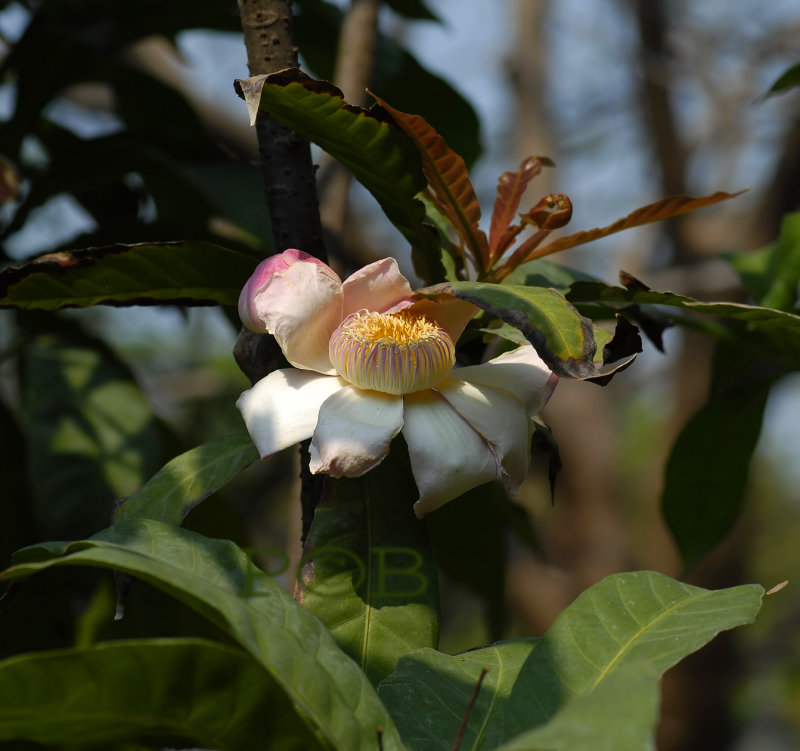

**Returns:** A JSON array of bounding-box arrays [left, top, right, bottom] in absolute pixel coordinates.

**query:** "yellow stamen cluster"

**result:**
[[329, 309, 456, 395]]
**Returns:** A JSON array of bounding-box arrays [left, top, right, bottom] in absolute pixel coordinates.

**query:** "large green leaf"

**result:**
[[379, 571, 763, 750], [662, 342, 776, 570], [503, 572, 763, 738], [115, 432, 259, 525], [378, 639, 537, 750], [0, 638, 322, 750], [300, 443, 439, 686], [661, 213, 800, 567], [1, 519, 405, 751], [234, 69, 443, 278], [417, 281, 639, 379], [0, 242, 258, 311]]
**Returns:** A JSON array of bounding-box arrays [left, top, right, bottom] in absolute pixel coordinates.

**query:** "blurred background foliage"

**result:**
[[0, 1, 799, 749]]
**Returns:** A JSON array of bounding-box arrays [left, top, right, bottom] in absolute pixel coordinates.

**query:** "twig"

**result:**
[[451, 668, 489, 751]]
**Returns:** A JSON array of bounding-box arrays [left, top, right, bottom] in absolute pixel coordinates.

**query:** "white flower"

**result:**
[[237, 249, 557, 517]]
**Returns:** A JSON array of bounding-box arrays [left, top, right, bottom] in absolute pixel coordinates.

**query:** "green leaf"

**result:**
[[21, 318, 164, 540], [0, 638, 322, 750], [300, 443, 439, 685], [418, 281, 639, 379], [493, 667, 659, 751], [504, 571, 763, 738], [0, 241, 258, 311], [766, 61, 800, 96], [379, 572, 763, 751], [234, 69, 443, 280], [115, 433, 259, 525], [2, 519, 405, 751], [426, 482, 514, 640], [730, 211, 800, 312], [568, 278, 800, 329], [378, 640, 537, 750], [662, 340, 777, 569]]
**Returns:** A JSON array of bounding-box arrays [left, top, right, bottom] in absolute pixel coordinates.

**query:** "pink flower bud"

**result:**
[[238, 249, 338, 332]]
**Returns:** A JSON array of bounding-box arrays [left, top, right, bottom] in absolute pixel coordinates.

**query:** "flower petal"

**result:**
[[454, 344, 557, 414], [436, 376, 530, 497], [247, 258, 343, 374], [341, 257, 414, 317], [310, 387, 404, 477], [402, 390, 498, 517], [237, 370, 344, 458], [400, 295, 477, 343]]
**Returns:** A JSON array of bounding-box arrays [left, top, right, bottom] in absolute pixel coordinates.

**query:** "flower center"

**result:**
[[328, 309, 456, 395]]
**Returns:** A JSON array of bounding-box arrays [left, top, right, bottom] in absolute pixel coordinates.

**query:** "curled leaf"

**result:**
[[530, 190, 746, 259], [372, 94, 490, 271], [489, 157, 545, 260]]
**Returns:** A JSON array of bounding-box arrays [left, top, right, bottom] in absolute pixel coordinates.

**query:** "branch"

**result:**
[[236, 0, 328, 544]]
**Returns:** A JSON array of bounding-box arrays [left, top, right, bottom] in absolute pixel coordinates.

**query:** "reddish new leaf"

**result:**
[[488, 157, 545, 261], [527, 190, 745, 260], [373, 95, 490, 272]]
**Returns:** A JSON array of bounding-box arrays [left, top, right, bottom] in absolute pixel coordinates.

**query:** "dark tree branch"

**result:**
[[236, 0, 328, 544]]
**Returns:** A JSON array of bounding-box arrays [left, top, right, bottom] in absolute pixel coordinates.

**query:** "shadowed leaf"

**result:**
[[530, 191, 744, 259], [0, 242, 258, 310], [300, 443, 439, 686], [2, 519, 405, 751], [378, 640, 537, 750], [662, 342, 776, 570], [0, 639, 322, 750], [373, 95, 490, 270]]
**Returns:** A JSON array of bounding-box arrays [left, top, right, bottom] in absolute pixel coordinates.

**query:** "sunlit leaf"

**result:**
[[235, 69, 443, 279], [2, 519, 405, 751], [0, 241, 258, 310], [374, 95, 490, 270], [418, 281, 639, 379], [115, 433, 259, 526], [300, 443, 439, 685], [504, 571, 762, 739], [488, 157, 546, 261], [530, 191, 744, 259], [379, 571, 762, 751], [0, 639, 322, 750]]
